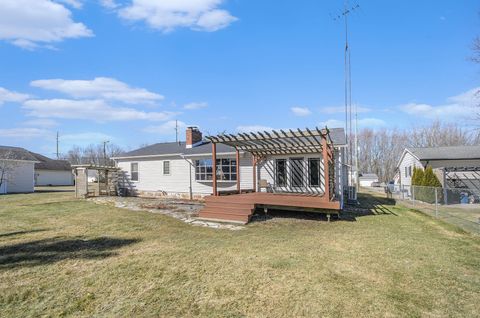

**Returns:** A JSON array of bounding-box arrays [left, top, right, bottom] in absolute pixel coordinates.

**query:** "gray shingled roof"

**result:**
[[0, 146, 38, 161], [409, 146, 480, 160], [29, 152, 72, 171], [117, 128, 346, 158]]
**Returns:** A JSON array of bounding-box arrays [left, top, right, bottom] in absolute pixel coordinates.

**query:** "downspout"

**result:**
[[180, 154, 193, 200]]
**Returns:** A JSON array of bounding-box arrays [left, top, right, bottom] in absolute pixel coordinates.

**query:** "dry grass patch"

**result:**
[[0, 191, 479, 317]]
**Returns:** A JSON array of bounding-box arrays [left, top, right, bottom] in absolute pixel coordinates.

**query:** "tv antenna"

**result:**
[[333, 1, 360, 187]]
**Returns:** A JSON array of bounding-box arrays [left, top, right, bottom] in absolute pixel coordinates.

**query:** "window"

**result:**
[[308, 158, 321, 187], [131, 163, 138, 181], [408, 166, 412, 177], [163, 161, 170, 175], [195, 158, 237, 181], [405, 166, 407, 177], [275, 159, 287, 186], [290, 158, 304, 187]]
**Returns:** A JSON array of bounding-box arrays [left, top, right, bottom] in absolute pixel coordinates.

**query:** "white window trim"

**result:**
[[130, 162, 139, 182], [163, 160, 171, 176]]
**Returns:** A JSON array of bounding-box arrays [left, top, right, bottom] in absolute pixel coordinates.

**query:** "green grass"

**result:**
[[0, 191, 479, 317]]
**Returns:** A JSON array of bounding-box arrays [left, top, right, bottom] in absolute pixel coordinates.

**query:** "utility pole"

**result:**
[[103, 140, 110, 166], [175, 120, 179, 144], [56, 131, 59, 159]]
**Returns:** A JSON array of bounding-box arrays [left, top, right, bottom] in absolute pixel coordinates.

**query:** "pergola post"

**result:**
[[236, 149, 240, 194], [322, 137, 330, 201], [212, 142, 217, 196], [252, 155, 257, 192]]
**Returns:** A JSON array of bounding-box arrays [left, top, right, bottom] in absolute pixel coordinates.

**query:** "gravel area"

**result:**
[[88, 196, 244, 230]]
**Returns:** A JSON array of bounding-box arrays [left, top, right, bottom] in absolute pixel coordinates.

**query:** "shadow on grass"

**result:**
[[0, 236, 140, 268], [0, 229, 48, 238], [341, 192, 398, 221]]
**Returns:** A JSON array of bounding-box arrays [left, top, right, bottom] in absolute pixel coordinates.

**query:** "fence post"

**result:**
[[435, 187, 438, 218], [412, 186, 415, 208]]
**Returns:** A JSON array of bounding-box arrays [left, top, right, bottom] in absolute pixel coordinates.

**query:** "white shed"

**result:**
[[0, 146, 38, 194]]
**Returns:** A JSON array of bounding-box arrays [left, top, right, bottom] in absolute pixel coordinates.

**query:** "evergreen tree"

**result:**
[[422, 166, 442, 187], [411, 167, 424, 186]]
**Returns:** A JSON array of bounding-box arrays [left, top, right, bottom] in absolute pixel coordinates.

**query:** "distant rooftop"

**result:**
[[29, 152, 71, 171], [408, 146, 480, 161]]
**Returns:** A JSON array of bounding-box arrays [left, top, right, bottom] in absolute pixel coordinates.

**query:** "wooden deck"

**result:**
[[198, 192, 341, 224]]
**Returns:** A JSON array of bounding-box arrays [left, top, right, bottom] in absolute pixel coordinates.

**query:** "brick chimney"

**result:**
[[186, 127, 203, 148]]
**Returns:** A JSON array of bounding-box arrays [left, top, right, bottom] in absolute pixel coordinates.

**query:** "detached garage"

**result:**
[[0, 146, 38, 194], [30, 153, 74, 186]]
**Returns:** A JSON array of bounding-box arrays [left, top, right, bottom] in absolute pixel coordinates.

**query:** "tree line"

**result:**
[[357, 121, 480, 182]]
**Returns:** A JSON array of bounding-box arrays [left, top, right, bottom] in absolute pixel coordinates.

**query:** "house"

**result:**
[[396, 146, 480, 190], [113, 127, 348, 206], [29, 152, 74, 186], [0, 146, 38, 194], [359, 173, 379, 187]]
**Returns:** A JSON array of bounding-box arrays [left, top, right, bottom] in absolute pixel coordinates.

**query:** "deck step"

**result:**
[[199, 207, 253, 216], [198, 211, 251, 223]]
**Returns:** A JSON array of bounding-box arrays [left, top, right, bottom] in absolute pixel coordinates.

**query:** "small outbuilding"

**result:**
[[0, 146, 38, 194], [30, 152, 74, 186], [359, 173, 379, 187]]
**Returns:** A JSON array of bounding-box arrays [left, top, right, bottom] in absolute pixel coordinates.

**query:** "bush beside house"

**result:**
[[412, 166, 442, 203]]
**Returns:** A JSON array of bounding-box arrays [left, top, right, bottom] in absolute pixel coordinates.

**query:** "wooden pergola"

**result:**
[[207, 127, 335, 200], [198, 127, 340, 223]]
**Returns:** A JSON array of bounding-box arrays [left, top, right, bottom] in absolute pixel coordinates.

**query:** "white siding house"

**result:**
[[113, 127, 347, 201], [0, 146, 38, 194], [396, 146, 480, 188]]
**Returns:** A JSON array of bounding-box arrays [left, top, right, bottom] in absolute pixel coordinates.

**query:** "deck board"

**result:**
[[199, 192, 341, 223]]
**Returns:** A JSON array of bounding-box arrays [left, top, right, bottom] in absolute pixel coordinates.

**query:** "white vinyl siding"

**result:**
[[398, 151, 422, 186], [116, 149, 346, 198], [35, 170, 74, 186], [4, 161, 35, 193], [117, 153, 253, 196]]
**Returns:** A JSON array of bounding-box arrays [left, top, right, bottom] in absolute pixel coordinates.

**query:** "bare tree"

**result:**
[[63, 143, 124, 166], [358, 121, 479, 182], [0, 151, 19, 192]]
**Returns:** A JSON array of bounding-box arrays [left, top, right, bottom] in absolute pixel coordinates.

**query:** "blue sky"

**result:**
[[0, 0, 479, 156]]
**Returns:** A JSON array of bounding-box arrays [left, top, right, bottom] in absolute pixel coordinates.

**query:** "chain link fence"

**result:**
[[388, 184, 480, 234]]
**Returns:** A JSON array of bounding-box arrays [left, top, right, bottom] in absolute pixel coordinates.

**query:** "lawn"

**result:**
[[0, 191, 479, 317]]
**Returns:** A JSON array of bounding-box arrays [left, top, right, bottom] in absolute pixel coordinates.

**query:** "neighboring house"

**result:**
[[0, 146, 38, 194], [29, 152, 74, 186], [359, 173, 379, 187], [396, 146, 480, 189], [113, 127, 348, 202]]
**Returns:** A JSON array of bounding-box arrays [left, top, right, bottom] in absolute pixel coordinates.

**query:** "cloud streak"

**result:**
[[23, 99, 176, 122], [0, 0, 93, 49], [118, 0, 238, 33], [31, 77, 163, 104]]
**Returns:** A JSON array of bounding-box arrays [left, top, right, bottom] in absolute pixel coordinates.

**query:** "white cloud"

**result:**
[[61, 132, 114, 142], [290, 106, 312, 117], [23, 99, 176, 122], [0, 87, 29, 105], [31, 77, 163, 104], [144, 120, 187, 134], [100, 0, 118, 9], [319, 119, 344, 128], [118, 0, 238, 33], [400, 87, 479, 119], [56, 0, 83, 9], [22, 118, 59, 128], [319, 118, 385, 128], [236, 125, 274, 133], [0, 127, 50, 138], [0, 0, 93, 49], [320, 105, 371, 114], [184, 102, 207, 110]]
